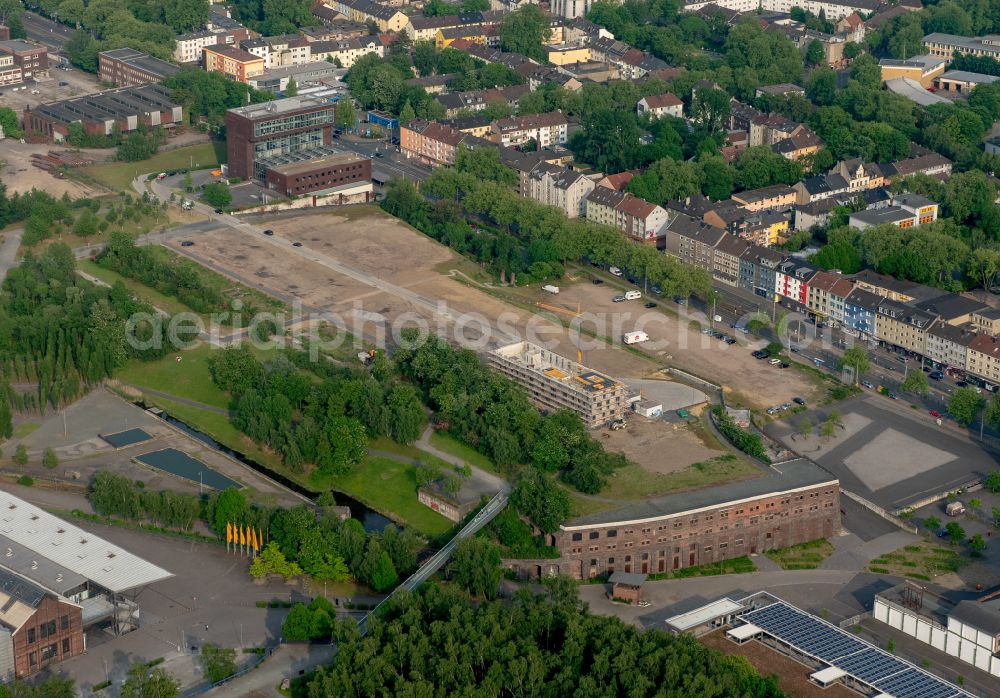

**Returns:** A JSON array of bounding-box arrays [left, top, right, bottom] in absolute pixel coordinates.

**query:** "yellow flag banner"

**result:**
[[240, 526, 246, 546], [252, 527, 259, 552], [226, 522, 233, 543]]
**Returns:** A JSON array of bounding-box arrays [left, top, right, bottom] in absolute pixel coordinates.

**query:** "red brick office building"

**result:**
[[225, 95, 336, 181], [512, 459, 840, 579], [264, 152, 371, 197], [0, 39, 48, 82], [8, 592, 84, 678]]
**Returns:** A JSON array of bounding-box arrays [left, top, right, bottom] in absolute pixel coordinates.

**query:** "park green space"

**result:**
[[117, 344, 231, 410], [333, 455, 452, 536], [869, 541, 966, 581], [428, 431, 498, 473], [765, 539, 835, 570], [598, 454, 760, 501], [80, 142, 225, 193]]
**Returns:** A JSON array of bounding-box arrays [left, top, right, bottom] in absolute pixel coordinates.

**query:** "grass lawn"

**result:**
[[869, 540, 967, 581], [12, 422, 39, 439], [583, 556, 756, 584], [369, 436, 454, 472], [428, 431, 498, 473], [116, 344, 231, 409], [598, 454, 760, 501], [567, 493, 619, 519], [81, 142, 225, 193], [80, 259, 203, 317], [765, 539, 835, 570], [333, 455, 452, 536]]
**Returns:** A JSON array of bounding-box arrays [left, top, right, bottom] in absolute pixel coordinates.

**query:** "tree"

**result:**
[[691, 88, 731, 134], [948, 387, 985, 427], [840, 346, 869, 383], [0, 676, 75, 698], [282, 603, 313, 641], [201, 644, 237, 683], [945, 521, 965, 544], [969, 497, 982, 510], [449, 537, 502, 599], [210, 487, 249, 536], [285, 77, 298, 97], [367, 547, 398, 592], [924, 515, 941, 532], [969, 533, 986, 554], [120, 663, 178, 698], [42, 448, 58, 469], [797, 417, 813, 438], [735, 146, 803, 189], [201, 182, 232, 208], [12, 444, 27, 466], [986, 469, 1000, 493], [819, 419, 836, 439], [336, 99, 356, 131], [569, 109, 641, 172], [511, 470, 570, 534], [412, 40, 437, 77], [900, 370, 929, 396], [0, 106, 22, 138], [249, 542, 303, 580], [499, 5, 548, 61], [968, 247, 1000, 291], [806, 39, 825, 66], [398, 100, 416, 125], [72, 208, 98, 237]]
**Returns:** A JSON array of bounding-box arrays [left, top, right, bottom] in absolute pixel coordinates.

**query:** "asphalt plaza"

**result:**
[[765, 395, 1000, 512]]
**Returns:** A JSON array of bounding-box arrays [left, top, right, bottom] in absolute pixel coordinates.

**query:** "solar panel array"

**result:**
[[739, 601, 970, 698]]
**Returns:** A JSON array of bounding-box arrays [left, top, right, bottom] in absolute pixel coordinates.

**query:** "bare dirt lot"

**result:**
[[0, 139, 102, 198], [550, 280, 821, 409], [600, 413, 720, 474], [171, 209, 658, 383], [701, 630, 857, 698]]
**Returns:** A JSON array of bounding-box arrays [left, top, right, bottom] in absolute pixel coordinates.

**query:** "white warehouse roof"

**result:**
[[0, 490, 172, 593]]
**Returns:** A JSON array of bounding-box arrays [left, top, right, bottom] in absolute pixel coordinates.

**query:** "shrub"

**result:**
[[16, 475, 33, 487]]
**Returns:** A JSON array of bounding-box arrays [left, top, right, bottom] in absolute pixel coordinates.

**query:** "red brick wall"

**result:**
[[12, 597, 83, 678], [265, 157, 371, 196], [553, 482, 840, 579]]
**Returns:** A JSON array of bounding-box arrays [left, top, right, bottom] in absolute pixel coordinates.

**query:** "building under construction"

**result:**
[[489, 341, 628, 427]]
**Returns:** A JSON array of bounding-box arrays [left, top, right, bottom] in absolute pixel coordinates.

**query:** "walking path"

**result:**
[[819, 530, 918, 571], [0, 228, 23, 283]]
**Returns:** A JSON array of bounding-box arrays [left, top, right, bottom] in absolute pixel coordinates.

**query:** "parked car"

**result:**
[[214, 208, 223, 214], [592, 278, 604, 285], [644, 301, 657, 308], [624, 290, 642, 300], [612, 295, 626, 303], [956, 380, 968, 388], [792, 397, 806, 406], [292, 242, 303, 247], [779, 362, 789, 368], [766, 406, 779, 415], [609, 419, 626, 431], [180, 240, 194, 247], [781, 402, 792, 410], [673, 297, 686, 305], [609, 266, 623, 276], [752, 350, 767, 359], [790, 344, 800, 353], [861, 380, 875, 389], [724, 337, 737, 345], [263, 229, 274, 235], [929, 410, 943, 419], [650, 285, 662, 295], [768, 358, 781, 365], [929, 371, 945, 380]]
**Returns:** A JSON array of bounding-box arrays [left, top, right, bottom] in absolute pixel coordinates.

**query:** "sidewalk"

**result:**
[[205, 644, 336, 698]]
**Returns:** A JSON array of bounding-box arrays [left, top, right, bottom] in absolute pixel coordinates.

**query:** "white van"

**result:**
[[623, 331, 649, 345], [609, 266, 623, 276], [542, 284, 559, 294], [624, 290, 642, 300]]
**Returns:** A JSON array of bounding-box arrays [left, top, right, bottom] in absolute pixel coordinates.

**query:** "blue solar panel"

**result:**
[[738, 601, 970, 698]]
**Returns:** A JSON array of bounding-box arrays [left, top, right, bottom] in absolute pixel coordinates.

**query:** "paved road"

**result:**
[[335, 134, 433, 183], [0, 228, 23, 282], [20, 11, 77, 51]]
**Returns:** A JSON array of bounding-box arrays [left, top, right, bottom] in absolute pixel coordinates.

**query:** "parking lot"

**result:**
[[0, 64, 102, 113], [546, 278, 821, 410], [766, 395, 1000, 512]]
